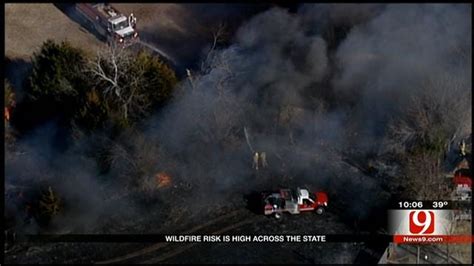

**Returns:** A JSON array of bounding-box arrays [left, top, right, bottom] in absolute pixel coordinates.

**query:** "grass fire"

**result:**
[[155, 172, 172, 188]]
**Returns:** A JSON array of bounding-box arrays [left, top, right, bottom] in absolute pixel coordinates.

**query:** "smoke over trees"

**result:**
[[6, 40, 178, 231], [143, 4, 470, 198]]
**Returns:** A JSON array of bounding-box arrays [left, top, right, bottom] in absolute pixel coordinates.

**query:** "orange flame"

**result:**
[[5, 107, 10, 122], [155, 172, 172, 188]]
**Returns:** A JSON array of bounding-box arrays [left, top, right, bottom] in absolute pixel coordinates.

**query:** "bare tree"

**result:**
[[384, 72, 471, 199], [403, 150, 452, 200], [200, 22, 229, 75], [88, 46, 150, 121], [385, 72, 471, 155], [103, 129, 158, 192], [186, 30, 246, 148]]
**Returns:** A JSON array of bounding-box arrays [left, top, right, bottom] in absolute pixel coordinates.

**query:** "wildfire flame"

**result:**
[[155, 172, 172, 188], [5, 107, 11, 122]]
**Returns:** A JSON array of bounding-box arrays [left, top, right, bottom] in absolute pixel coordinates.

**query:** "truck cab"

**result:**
[[107, 15, 138, 45], [262, 187, 328, 219], [296, 187, 328, 214]]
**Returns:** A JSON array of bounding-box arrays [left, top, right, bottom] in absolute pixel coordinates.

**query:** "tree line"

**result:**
[[8, 40, 177, 137]]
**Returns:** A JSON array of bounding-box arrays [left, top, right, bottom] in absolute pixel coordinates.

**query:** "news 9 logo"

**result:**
[[409, 210, 435, 234], [388, 209, 450, 236]]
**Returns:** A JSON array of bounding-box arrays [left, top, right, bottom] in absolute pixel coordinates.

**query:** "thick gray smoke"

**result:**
[[333, 4, 471, 149], [299, 4, 385, 32], [148, 8, 332, 192], [5, 123, 139, 233], [144, 4, 470, 216]]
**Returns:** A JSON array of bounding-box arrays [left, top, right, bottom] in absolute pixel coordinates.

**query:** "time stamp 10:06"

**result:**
[[396, 201, 451, 209]]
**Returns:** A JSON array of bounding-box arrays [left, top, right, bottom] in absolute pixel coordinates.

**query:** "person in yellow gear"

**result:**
[[459, 140, 466, 157], [253, 152, 259, 170], [39, 186, 61, 217]]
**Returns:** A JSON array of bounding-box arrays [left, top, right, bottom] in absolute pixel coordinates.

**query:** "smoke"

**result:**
[[147, 8, 331, 189], [333, 4, 471, 138], [299, 4, 386, 33], [5, 122, 139, 233], [142, 4, 470, 217]]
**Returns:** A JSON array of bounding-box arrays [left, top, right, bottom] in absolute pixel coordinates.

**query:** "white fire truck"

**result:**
[[262, 187, 328, 219], [75, 3, 139, 46]]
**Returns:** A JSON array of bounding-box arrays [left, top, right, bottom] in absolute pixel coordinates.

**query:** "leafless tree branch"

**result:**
[[88, 46, 150, 121]]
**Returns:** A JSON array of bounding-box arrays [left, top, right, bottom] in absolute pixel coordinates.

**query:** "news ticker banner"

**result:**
[[19, 232, 472, 244], [21, 234, 392, 243], [19, 233, 472, 244]]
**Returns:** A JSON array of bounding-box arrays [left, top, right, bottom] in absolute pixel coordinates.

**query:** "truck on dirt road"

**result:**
[[262, 187, 328, 219], [75, 3, 139, 47]]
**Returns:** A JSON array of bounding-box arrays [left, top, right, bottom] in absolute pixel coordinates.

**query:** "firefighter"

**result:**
[[260, 152, 267, 168], [39, 186, 61, 218], [459, 140, 466, 157], [253, 152, 259, 170], [129, 13, 137, 29]]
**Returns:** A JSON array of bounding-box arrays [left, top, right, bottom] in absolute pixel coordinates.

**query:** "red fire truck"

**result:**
[[262, 187, 328, 219]]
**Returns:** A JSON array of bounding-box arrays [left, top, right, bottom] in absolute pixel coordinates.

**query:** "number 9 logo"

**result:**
[[409, 210, 434, 234]]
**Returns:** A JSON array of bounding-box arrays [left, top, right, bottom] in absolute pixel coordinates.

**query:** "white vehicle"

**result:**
[[452, 173, 472, 202], [76, 3, 139, 46], [262, 187, 328, 219]]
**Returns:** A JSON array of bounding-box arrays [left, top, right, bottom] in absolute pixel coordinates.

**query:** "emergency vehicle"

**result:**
[[262, 187, 328, 219], [75, 3, 139, 47], [453, 169, 472, 201]]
